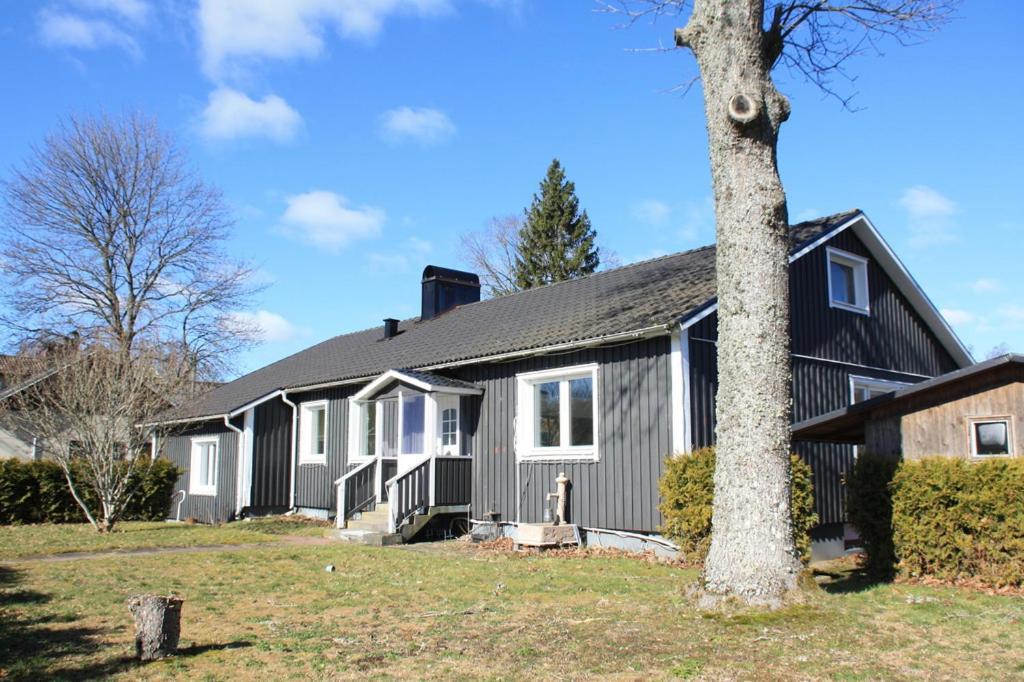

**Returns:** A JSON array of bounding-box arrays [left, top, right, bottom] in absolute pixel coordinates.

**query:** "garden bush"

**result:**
[[849, 454, 1024, 586], [0, 457, 181, 525], [658, 447, 818, 563]]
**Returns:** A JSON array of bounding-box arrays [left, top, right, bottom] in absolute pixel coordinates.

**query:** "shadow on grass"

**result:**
[[0, 565, 251, 680], [816, 565, 891, 595]]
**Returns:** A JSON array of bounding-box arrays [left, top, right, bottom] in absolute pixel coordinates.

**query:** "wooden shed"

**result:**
[[793, 354, 1024, 460]]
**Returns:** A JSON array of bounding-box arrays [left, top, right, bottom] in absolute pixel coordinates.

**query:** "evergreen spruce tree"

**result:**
[[513, 159, 599, 289]]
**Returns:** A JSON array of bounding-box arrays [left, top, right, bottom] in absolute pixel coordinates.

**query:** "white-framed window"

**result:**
[[347, 399, 382, 463], [436, 394, 460, 456], [189, 436, 218, 496], [849, 375, 908, 404], [516, 364, 598, 461], [827, 247, 870, 315], [969, 417, 1014, 458], [298, 400, 328, 464]]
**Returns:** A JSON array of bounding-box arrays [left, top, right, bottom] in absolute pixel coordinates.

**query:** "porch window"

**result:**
[[827, 247, 870, 315], [970, 418, 1012, 457], [299, 401, 328, 464], [347, 399, 379, 462], [189, 437, 218, 495], [516, 364, 599, 461], [401, 394, 425, 454]]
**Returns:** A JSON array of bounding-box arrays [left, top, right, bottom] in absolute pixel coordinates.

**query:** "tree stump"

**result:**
[[127, 595, 183, 661]]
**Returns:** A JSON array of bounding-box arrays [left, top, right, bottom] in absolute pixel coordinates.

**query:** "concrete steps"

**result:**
[[345, 503, 391, 533], [327, 528, 403, 546]]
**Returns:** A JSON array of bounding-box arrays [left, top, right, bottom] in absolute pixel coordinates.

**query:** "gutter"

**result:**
[[222, 415, 245, 516], [281, 390, 299, 511]]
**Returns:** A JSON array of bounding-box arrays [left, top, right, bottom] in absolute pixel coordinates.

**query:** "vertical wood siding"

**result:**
[[162, 421, 239, 523], [250, 399, 292, 510], [452, 336, 673, 532], [687, 229, 960, 525], [291, 385, 360, 510]]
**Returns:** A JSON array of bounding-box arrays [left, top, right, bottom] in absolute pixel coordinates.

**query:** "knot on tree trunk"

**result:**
[[727, 93, 760, 125], [127, 594, 184, 661]]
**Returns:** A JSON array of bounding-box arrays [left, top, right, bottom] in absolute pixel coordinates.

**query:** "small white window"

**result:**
[[347, 399, 381, 463], [970, 418, 1013, 458], [516, 364, 598, 461], [299, 401, 328, 464], [849, 375, 908, 405], [827, 247, 870, 315], [189, 436, 218, 495]]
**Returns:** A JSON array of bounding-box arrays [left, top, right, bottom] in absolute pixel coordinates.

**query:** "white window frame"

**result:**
[[298, 400, 328, 465], [189, 436, 219, 496], [515, 364, 599, 462], [346, 398, 380, 465], [436, 394, 460, 457], [827, 246, 870, 315], [848, 375, 909, 404], [968, 416, 1014, 458]]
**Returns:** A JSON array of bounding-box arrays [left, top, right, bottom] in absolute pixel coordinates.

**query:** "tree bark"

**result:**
[[127, 595, 183, 661], [678, 0, 801, 607]]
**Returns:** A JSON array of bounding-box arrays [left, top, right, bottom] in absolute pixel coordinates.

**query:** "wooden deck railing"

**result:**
[[386, 455, 472, 533]]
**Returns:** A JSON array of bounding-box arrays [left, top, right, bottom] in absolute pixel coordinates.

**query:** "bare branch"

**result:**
[[459, 215, 524, 298]]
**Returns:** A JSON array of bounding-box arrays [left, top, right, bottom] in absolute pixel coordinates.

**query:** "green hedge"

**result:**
[[846, 453, 900, 578], [658, 447, 818, 563], [849, 455, 1024, 586], [0, 457, 181, 525]]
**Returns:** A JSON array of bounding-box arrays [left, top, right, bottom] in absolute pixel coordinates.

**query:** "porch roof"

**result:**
[[352, 369, 484, 401]]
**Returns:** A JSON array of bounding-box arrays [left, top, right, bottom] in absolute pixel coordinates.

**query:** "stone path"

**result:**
[[3, 534, 334, 564]]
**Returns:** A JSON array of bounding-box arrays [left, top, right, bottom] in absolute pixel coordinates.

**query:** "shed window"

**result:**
[[299, 401, 328, 464], [970, 419, 1012, 457], [827, 247, 870, 315], [189, 437, 218, 495], [516, 364, 599, 461]]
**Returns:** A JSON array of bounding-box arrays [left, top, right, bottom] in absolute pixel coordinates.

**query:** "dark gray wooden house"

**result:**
[[156, 210, 972, 558]]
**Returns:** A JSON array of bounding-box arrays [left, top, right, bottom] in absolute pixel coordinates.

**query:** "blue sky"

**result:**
[[1, 0, 1021, 377]]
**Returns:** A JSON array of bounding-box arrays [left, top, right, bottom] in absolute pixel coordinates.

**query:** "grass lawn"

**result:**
[[1, 526, 1023, 680], [0, 517, 330, 560]]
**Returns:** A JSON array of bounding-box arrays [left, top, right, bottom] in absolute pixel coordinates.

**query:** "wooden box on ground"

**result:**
[[516, 523, 578, 548]]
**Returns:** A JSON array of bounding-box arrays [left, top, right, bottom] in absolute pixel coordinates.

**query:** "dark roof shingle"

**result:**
[[171, 210, 858, 420]]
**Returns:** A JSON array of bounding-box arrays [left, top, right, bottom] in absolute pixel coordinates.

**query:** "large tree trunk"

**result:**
[[678, 0, 801, 607]]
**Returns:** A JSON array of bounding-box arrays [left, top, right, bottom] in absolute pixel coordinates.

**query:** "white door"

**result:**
[[436, 395, 460, 457]]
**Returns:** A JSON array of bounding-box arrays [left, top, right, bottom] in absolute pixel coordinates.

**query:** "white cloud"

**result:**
[[632, 200, 671, 226], [38, 9, 140, 58], [199, 88, 302, 142], [899, 185, 959, 248], [379, 107, 456, 145], [71, 0, 149, 23], [367, 236, 434, 272], [229, 310, 301, 343], [941, 308, 976, 327], [280, 190, 385, 250], [198, 0, 452, 78], [970, 278, 1002, 294]]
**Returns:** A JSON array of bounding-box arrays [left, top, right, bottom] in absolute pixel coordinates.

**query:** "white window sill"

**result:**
[[829, 300, 870, 316], [299, 458, 327, 466], [970, 453, 1013, 460], [189, 487, 216, 496], [348, 456, 374, 465], [517, 448, 598, 463]]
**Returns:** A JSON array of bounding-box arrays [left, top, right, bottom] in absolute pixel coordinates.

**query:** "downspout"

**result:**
[[281, 391, 298, 512], [223, 415, 244, 517]]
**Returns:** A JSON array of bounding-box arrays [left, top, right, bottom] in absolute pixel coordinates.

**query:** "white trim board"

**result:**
[[679, 212, 974, 368]]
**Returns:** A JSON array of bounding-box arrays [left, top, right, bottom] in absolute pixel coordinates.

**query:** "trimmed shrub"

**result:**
[[846, 453, 900, 578], [892, 457, 1024, 586], [0, 457, 181, 525], [658, 447, 818, 563]]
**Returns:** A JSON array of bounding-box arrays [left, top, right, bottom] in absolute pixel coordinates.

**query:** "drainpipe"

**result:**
[[281, 391, 299, 512], [223, 415, 244, 516]]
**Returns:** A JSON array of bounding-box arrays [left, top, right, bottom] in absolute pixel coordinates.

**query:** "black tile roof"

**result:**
[[169, 210, 860, 420]]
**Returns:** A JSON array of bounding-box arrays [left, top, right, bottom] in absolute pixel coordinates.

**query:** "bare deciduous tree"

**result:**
[[0, 112, 261, 380], [602, 0, 956, 607], [1, 339, 190, 532], [460, 215, 524, 297]]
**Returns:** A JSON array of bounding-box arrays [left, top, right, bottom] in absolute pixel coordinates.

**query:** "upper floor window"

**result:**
[[970, 418, 1013, 457], [849, 376, 907, 404], [189, 436, 218, 495], [827, 247, 870, 315], [516, 364, 598, 461], [299, 400, 328, 464]]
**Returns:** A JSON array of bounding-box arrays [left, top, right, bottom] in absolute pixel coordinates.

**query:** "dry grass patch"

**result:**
[[0, 535, 1022, 680]]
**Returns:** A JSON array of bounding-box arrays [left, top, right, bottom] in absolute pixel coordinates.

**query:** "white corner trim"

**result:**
[[281, 392, 298, 510], [670, 326, 687, 454]]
